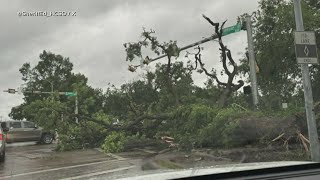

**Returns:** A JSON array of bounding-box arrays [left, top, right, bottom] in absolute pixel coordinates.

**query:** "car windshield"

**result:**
[[0, 0, 320, 179]]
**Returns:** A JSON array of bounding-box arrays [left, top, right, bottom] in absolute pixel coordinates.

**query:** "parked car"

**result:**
[[0, 120, 55, 144], [0, 123, 8, 162]]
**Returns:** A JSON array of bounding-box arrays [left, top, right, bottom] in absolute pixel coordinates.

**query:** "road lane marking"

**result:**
[[94, 148, 104, 153], [1, 159, 127, 179], [135, 148, 157, 154], [60, 165, 136, 180], [106, 153, 127, 160], [94, 148, 127, 160]]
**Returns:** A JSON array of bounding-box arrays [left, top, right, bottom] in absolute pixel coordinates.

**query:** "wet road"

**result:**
[[0, 142, 149, 179]]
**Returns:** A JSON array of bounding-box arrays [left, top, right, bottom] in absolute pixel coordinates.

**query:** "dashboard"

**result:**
[[175, 163, 320, 180]]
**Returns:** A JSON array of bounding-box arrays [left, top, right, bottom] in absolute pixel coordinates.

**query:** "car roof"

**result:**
[[1, 120, 30, 123], [1, 120, 19, 122], [1, 120, 26, 121]]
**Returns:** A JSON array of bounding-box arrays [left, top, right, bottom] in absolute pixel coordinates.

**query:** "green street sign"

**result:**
[[65, 92, 77, 96], [222, 23, 242, 36]]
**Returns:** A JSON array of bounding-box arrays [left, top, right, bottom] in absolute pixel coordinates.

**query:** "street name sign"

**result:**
[[222, 23, 242, 36], [65, 92, 77, 96], [294, 31, 319, 64]]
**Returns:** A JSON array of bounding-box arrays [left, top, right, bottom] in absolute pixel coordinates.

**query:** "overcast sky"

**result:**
[[0, 0, 259, 119]]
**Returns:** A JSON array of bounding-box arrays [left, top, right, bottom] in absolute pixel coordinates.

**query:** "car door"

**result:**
[[7, 121, 24, 142], [22, 121, 42, 141]]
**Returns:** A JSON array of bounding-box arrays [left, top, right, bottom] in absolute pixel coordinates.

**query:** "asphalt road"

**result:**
[[1, 142, 283, 179], [0, 142, 151, 180]]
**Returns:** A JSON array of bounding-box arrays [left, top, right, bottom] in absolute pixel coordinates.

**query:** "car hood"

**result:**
[[115, 161, 315, 180]]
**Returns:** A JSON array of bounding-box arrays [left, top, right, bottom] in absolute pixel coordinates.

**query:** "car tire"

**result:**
[[0, 151, 5, 162], [41, 134, 53, 144]]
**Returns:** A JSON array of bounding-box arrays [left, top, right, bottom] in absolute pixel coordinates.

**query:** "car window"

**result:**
[[23, 122, 36, 128], [10, 122, 22, 128], [0, 122, 7, 129]]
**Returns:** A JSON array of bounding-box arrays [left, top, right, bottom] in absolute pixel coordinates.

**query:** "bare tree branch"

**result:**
[[190, 15, 245, 107], [194, 46, 227, 87], [202, 14, 220, 28], [226, 49, 237, 67], [221, 50, 231, 76]]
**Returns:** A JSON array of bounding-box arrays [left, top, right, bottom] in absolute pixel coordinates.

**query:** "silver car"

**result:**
[[1, 120, 55, 144], [0, 124, 7, 162]]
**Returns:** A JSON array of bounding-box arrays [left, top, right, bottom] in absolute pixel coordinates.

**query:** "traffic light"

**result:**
[[241, 21, 247, 30], [243, 86, 251, 94], [128, 65, 136, 72], [7, 89, 16, 94], [143, 56, 150, 65]]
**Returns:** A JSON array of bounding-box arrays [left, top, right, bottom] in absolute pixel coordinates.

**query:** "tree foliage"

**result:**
[[9, 1, 320, 153], [11, 51, 109, 149], [245, 0, 320, 109]]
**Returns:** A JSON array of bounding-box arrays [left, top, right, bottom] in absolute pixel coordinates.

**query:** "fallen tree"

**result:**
[[186, 15, 244, 107]]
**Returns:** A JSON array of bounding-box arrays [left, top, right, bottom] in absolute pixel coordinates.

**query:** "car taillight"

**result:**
[[0, 134, 3, 141]]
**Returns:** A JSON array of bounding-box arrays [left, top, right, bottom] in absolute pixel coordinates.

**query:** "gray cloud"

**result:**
[[0, 0, 259, 119]]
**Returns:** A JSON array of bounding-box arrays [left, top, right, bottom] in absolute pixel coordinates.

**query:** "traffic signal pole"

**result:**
[[75, 92, 78, 124], [131, 18, 259, 108], [245, 16, 259, 109], [293, 0, 320, 162], [135, 23, 243, 67], [137, 34, 220, 67], [3, 88, 79, 124]]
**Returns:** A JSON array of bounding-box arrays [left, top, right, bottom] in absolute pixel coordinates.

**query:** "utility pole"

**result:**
[[42, 79, 54, 103], [49, 81, 54, 118], [75, 92, 78, 124], [42, 79, 54, 119], [245, 16, 259, 109], [293, 0, 320, 162], [51, 83, 53, 103]]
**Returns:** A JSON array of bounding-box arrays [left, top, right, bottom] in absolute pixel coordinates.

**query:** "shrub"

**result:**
[[167, 104, 220, 148], [158, 103, 306, 150], [124, 132, 146, 146], [101, 131, 127, 153], [101, 132, 157, 153], [197, 107, 274, 148], [56, 134, 83, 151], [198, 107, 246, 147], [56, 120, 108, 151], [56, 124, 83, 151]]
